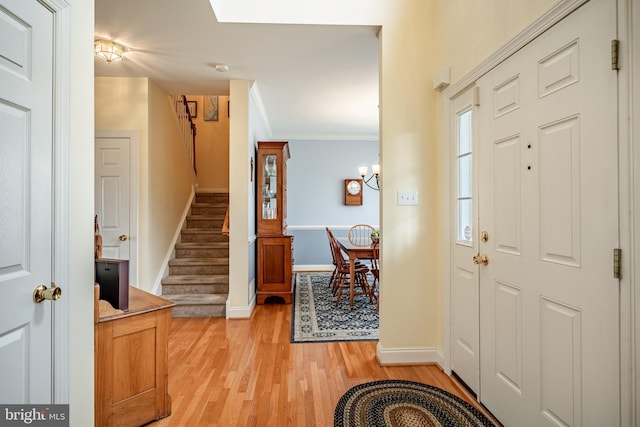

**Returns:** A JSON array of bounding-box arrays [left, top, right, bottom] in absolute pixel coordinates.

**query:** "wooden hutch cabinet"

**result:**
[[256, 141, 294, 304]]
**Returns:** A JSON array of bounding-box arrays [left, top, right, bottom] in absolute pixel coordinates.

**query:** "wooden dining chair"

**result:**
[[325, 227, 339, 290], [348, 224, 376, 246], [326, 227, 368, 295], [328, 232, 370, 307], [371, 241, 380, 312]]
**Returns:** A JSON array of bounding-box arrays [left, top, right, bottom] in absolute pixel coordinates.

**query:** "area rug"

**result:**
[[291, 272, 378, 343], [335, 380, 495, 427]]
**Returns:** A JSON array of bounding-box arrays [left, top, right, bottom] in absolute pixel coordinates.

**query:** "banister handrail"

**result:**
[[170, 94, 197, 174]]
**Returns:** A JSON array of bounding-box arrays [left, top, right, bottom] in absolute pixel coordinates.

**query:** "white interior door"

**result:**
[[95, 136, 131, 261], [0, 0, 56, 403], [450, 86, 480, 395], [477, 0, 619, 425]]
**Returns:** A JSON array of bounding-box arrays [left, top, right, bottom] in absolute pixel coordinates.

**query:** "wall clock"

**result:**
[[344, 178, 363, 206]]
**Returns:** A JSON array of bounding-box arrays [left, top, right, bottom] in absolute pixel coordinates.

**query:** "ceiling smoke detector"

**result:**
[[215, 64, 229, 72]]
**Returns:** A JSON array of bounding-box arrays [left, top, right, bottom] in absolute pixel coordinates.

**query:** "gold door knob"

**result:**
[[473, 254, 489, 265], [119, 234, 128, 241], [33, 284, 62, 303]]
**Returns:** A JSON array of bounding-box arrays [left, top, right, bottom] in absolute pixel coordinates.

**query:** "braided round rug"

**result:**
[[334, 380, 495, 427]]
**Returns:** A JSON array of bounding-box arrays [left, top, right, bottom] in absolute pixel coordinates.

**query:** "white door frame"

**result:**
[[46, 0, 71, 404], [443, 0, 634, 424], [95, 130, 139, 287], [628, 0, 640, 424]]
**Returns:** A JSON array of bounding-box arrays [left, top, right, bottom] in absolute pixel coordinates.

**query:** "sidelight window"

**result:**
[[456, 108, 472, 243]]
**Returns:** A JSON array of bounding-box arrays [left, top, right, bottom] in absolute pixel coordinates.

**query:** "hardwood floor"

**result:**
[[148, 304, 490, 426]]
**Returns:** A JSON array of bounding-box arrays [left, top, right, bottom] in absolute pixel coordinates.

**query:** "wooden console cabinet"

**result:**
[[94, 285, 174, 426], [256, 141, 294, 304]]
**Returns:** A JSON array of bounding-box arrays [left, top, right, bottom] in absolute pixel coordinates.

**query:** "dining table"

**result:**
[[335, 237, 376, 309]]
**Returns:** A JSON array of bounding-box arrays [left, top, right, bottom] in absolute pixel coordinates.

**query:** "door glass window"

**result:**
[[262, 155, 277, 220], [457, 109, 472, 243]]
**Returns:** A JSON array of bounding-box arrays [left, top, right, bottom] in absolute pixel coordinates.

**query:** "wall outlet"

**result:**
[[397, 190, 419, 206]]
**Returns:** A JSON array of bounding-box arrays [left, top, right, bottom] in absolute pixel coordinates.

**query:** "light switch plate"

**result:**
[[397, 190, 419, 206]]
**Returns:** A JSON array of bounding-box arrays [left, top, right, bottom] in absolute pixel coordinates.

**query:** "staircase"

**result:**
[[162, 191, 229, 317]]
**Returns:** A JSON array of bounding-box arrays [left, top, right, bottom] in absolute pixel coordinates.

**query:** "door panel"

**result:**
[[493, 280, 522, 395], [493, 135, 522, 256], [477, 0, 619, 425], [452, 265, 477, 376], [0, 0, 54, 403], [539, 116, 581, 266], [540, 297, 581, 426]]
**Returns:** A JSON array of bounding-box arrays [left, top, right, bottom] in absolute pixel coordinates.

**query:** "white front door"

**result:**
[[95, 135, 131, 261], [477, 0, 619, 425], [0, 0, 56, 403], [450, 86, 480, 395]]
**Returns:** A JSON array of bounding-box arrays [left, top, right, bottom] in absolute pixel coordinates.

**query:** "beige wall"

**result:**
[[434, 0, 555, 83], [228, 81, 252, 309], [187, 95, 230, 190], [377, 0, 440, 352], [148, 80, 197, 289], [214, 0, 558, 358], [379, 0, 557, 355], [430, 0, 555, 352], [95, 77, 196, 293]]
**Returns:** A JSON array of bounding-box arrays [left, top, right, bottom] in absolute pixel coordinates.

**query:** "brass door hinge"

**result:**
[[611, 39, 619, 71], [613, 248, 621, 279]]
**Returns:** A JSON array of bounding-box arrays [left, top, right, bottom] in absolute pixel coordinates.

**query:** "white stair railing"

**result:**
[[169, 94, 196, 174]]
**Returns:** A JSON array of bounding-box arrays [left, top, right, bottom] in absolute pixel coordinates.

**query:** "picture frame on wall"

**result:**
[[187, 101, 197, 118], [204, 95, 218, 121]]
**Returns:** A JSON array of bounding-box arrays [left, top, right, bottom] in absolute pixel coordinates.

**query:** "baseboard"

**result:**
[[227, 283, 256, 319], [376, 343, 445, 368], [294, 264, 334, 272], [227, 297, 255, 319], [150, 189, 196, 295]]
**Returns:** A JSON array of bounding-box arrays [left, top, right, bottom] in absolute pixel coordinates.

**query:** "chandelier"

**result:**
[[358, 164, 380, 191], [94, 39, 126, 63]]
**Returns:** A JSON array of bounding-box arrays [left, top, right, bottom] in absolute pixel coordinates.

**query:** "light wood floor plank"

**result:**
[[148, 304, 492, 426]]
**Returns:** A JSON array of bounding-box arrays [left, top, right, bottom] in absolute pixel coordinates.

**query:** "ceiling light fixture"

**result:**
[[215, 64, 229, 72], [359, 164, 380, 191], [94, 39, 125, 63]]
